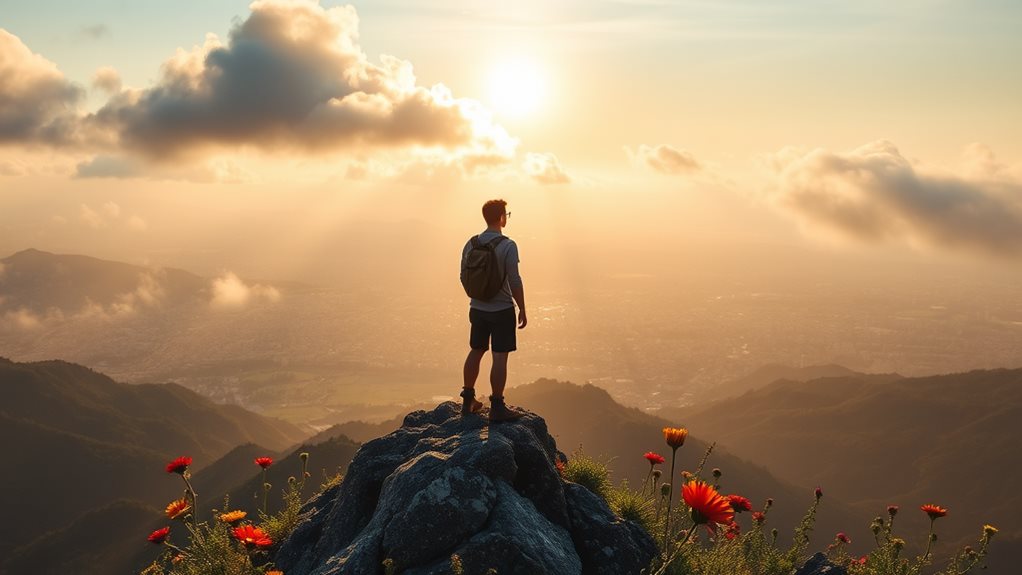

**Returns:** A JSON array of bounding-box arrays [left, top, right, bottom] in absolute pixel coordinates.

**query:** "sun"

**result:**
[[488, 58, 546, 118]]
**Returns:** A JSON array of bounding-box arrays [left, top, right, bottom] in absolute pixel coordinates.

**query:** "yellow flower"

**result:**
[[983, 524, 998, 537], [663, 427, 689, 449], [219, 510, 248, 524], [165, 498, 190, 520]]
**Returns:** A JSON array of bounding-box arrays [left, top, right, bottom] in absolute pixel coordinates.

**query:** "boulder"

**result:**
[[795, 552, 849, 575], [275, 402, 657, 575]]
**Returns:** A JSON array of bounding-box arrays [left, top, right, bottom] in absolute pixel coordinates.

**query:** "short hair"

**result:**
[[482, 199, 508, 225]]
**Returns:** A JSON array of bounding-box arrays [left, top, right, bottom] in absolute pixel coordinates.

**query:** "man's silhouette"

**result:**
[[460, 199, 526, 422]]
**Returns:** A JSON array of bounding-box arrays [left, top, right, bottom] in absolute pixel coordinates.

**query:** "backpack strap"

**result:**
[[470, 235, 482, 248]]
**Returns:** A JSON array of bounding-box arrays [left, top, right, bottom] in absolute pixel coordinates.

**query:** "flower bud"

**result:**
[[983, 524, 998, 538], [712, 468, 722, 479], [765, 498, 774, 509], [288, 476, 297, 484], [892, 538, 905, 550], [652, 470, 662, 480], [264, 482, 272, 490], [660, 483, 672, 497], [300, 452, 309, 461], [887, 505, 899, 516], [815, 487, 823, 499], [929, 533, 938, 542]]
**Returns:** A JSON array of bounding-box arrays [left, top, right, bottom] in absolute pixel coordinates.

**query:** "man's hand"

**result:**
[[518, 309, 528, 329]]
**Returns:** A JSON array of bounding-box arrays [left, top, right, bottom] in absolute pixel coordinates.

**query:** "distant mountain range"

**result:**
[[0, 248, 207, 315], [0, 357, 314, 573], [668, 369, 1022, 569], [4, 356, 1018, 573]]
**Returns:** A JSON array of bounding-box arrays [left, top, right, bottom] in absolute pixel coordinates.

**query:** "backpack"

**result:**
[[462, 235, 508, 300]]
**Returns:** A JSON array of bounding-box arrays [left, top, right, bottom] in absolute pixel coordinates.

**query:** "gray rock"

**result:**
[[564, 483, 659, 575], [275, 402, 657, 575], [795, 552, 849, 575]]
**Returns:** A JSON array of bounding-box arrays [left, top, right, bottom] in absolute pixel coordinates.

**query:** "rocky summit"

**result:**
[[275, 402, 657, 575]]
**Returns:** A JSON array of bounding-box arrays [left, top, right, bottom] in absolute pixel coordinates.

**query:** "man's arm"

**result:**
[[506, 243, 527, 329]]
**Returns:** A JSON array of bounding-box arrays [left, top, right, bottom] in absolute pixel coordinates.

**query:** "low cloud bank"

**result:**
[[768, 140, 1022, 256], [210, 272, 281, 309]]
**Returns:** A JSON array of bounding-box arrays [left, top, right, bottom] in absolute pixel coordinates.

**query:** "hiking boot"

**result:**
[[488, 395, 524, 423], [460, 388, 483, 416]]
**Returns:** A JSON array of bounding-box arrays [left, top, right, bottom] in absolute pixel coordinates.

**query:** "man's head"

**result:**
[[482, 199, 508, 228]]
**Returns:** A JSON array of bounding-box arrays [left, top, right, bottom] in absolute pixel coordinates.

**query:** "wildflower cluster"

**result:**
[[141, 452, 318, 575], [558, 424, 999, 575]]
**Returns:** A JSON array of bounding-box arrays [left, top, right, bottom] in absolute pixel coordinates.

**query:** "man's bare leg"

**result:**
[[487, 352, 522, 421], [463, 349, 486, 390], [490, 352, 508, 398], [461, 349, 486, 415]]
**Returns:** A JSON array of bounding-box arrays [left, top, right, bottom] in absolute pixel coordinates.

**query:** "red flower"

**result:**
[[724, 521, 740, 540], [682, 480, 734, 528], [165, 456, 192, 474], [233, 524, 273, 548], [727, 494, 752, 513], [148, 527, 170, 544], [920, 504, 947, 520], [851, 556, 867, 566], [254, 457, 274, 469], [815, 486, 823, 499], [887, 505, 899, 516], [555, 459, 566, 477], [752, 511, 767, 525], [643, 452, 666, 465], [836, 532, 851, 544]]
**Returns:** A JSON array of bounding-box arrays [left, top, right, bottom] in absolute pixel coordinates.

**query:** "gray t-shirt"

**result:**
[[461, 229, 522, 312]]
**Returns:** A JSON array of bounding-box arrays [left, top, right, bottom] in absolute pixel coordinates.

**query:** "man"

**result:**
[[459, 199, 527, 422]]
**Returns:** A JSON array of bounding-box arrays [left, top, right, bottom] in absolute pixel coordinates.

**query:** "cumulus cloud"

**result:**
[[76, 201, 147, 231], [0, 30, 86, 146], [79, 204, 107, 229], [88, 0, 515, 168], [523, 152, 570, 185], [210, 272, 281, 309], [768, 140, 1022, 256], [127, 215, 148, 231], [2, 308, 45, 330], [631, 144, 701, 174], [92, 66, 122, 94]]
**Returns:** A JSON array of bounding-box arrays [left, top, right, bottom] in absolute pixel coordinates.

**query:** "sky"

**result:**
[[2, 0, 1022, 282]]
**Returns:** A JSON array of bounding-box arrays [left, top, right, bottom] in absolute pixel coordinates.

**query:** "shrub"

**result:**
[[562, 447, 612, 500]]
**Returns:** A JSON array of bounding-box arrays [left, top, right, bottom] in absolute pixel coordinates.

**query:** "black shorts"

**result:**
[[469, 307, 517, 353]]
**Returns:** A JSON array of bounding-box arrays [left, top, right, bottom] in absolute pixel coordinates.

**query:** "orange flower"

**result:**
[[662, 427, 688, 449], [682, 480, 734, 528], [266, 572, 283, 575], [147, 527, 170, 544], [233, 524, 273, 548], [165, 498, 190, 520], [255, 457, 274, 469], [165, 456, 192, 474], [219, 510, 248, 524], [920, 504, 947, 520], [752, 511, 767, 525]]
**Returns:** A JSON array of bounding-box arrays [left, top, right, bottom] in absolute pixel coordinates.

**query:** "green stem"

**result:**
[[922, 519, 935, 562], [181, 475, 199, 531], [643, 465, 654, 496], [261, 468, 269, 515], [664, 446, 679, 550]]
